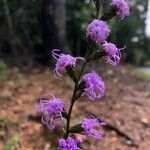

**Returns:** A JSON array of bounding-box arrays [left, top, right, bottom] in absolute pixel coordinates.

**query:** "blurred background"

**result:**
[[0, 0, 150, 66], [0, 0, 150, 150]]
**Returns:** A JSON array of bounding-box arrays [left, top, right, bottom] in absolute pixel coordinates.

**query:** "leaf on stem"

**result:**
[[69, 124, 83, 133], [66, 66, 77, 83], [100, 6, 117, 21], [62, 111, 68, 119], [74, 81, 85, 100], [88, 50, 106, 62]]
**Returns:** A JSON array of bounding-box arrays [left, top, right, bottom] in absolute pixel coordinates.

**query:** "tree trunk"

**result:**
[[42, 0, 68, 56], [3, 0, 15, 56]]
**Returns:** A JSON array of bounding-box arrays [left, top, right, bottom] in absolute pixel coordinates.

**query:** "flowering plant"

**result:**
[[36, 0, 130, 149]]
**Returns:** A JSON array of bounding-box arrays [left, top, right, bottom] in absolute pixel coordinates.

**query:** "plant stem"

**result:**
[[65, 42, 92, 138], [64, 0, 117, 139], [65, 95, 76, 138], [77, 61, 86, 81], [65, 82, 77, 138]]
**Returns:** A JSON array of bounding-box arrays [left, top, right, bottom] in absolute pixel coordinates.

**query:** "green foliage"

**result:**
[[15, 73, 28, 87], [0, 0, 150, 65], [136, 68, 150, 80], [0, 60, 10, 83], [0, 94, 11, 100], [66, 0, 95, 56], [0, 118, 20, 150], [66, 0, 150, 65], [0, 118, 8, 125], [0, 0, 42, 63], [109, 3, 150, 65], [0, 60, 28, 87], [3, 134, 20, 150]]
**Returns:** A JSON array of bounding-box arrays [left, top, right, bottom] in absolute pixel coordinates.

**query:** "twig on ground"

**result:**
[[90, 113, 138, 148]]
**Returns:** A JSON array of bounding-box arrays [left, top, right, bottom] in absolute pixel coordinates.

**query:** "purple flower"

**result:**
[[82, 71, 105, 100], [86, 19, 110, 44], [58, 137, 80, 150], [102, 41, 126, 65], [81, 117, 106, 139], [35, 93, 64, 130], [52, 49, 85, 78], [112, 0, 130, 20]]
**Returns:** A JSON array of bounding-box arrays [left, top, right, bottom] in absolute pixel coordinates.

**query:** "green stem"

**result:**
[[65, 96, 76, 138], [64, 0, 117, 139], [76, 40, 94, 81], [65, 83, 77, 138], [64, 44, 91, 138], [77, 61, 86, 81], [65, 77, 82, 138]]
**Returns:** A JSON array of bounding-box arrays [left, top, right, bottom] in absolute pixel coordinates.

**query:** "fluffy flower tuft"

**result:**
[[81, 117, 106, 139], [35, 93, 64, 130], [52, 49, 85, 78], [58, 137, 81, 150], [82, 71, 105, 100], [102, 41, 125, 65], [112, 0, 130, 20], [86, 19, 110, 44]]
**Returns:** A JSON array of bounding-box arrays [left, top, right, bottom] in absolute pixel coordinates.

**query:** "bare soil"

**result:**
[[0, 65, 150, 150]]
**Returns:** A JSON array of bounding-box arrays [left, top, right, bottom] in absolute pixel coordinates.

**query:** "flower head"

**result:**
[[81, 117, 106, 139], [52, 49, 85, 78], [112, 0, 130, 20], [58, 137, 80, 150], [86, 19, 110, 44], [35, 93, 64, 130], [102, 41, 125, 65], [82, 71, 105, 100]]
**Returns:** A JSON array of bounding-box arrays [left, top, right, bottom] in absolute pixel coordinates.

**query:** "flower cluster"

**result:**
[[81, 117, 106, 139], [35, 93, 64, 130], [52, 49, 85, 78], [82, 71, 105, 100], [52, 49, 77, 78], [86, 19, 110, 44], [36, 1, 130, 149], [58, 137, 81, 150], [86, 0, 130, 65], [112, 0, 130, 20], [102, 41, 126, 65]]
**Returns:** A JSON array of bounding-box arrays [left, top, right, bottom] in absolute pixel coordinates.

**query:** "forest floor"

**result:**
[[0, 64, 150, 150]]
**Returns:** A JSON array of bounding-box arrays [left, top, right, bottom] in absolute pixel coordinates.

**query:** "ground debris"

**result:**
[[0, 66, 150, 150]]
